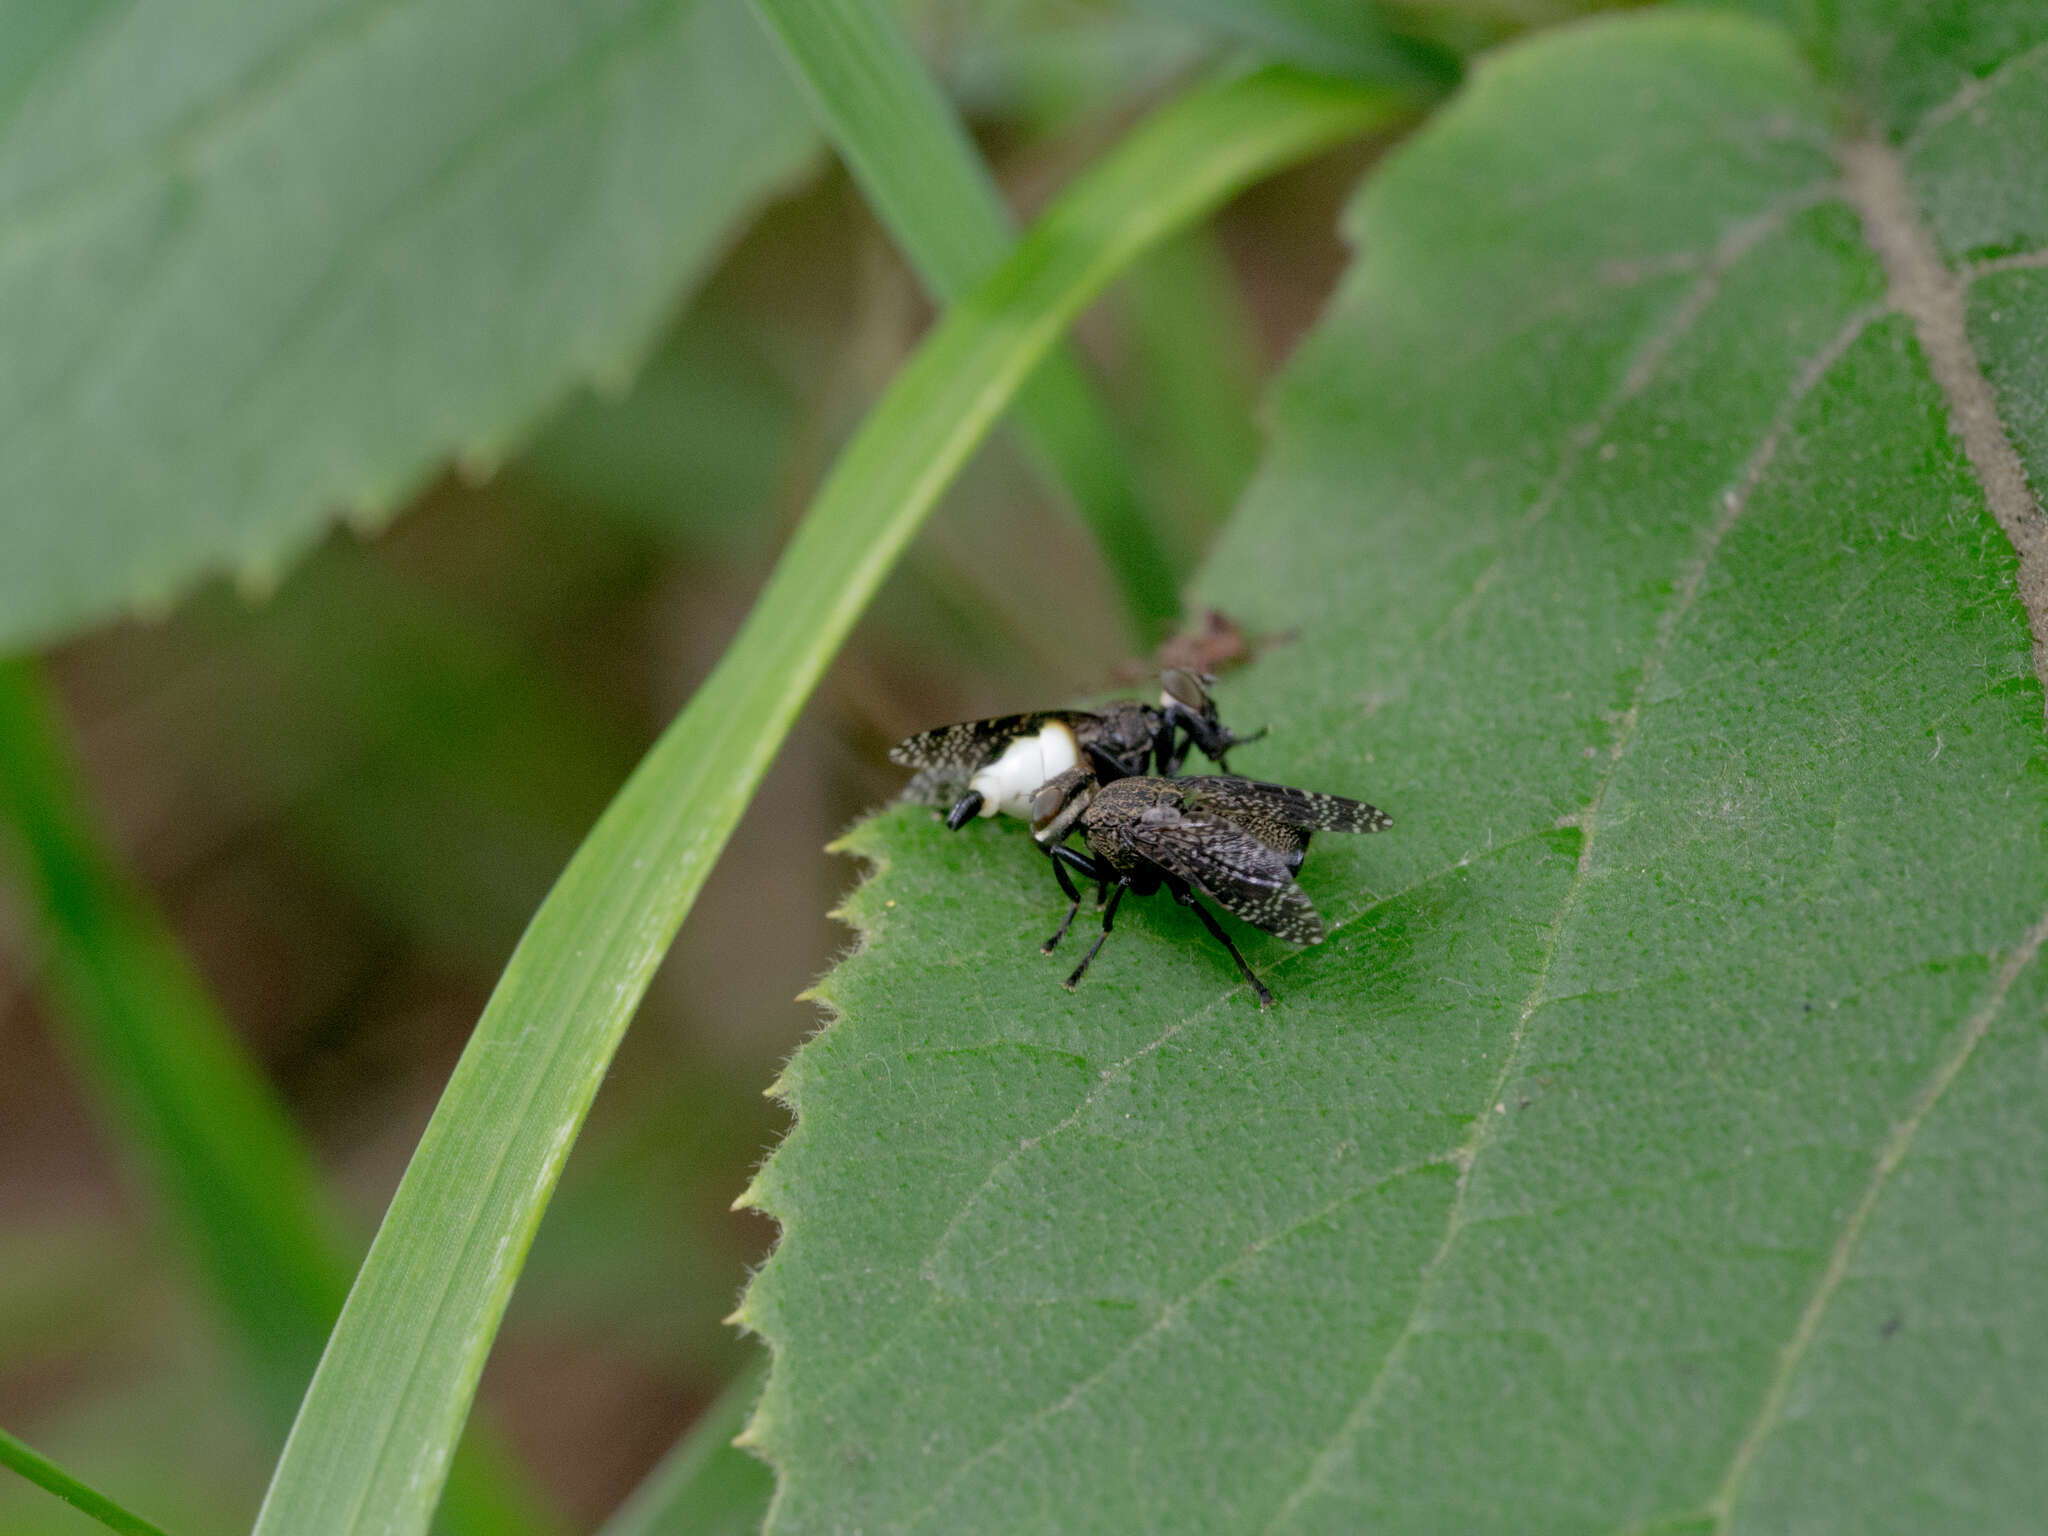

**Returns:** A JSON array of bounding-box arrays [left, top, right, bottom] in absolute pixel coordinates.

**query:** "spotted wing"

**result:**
[[891, 711, 1074, 804], [891, 712, 1044, 772], [1176, 774, 1391, 834], [1122, 810, 1326, 945]]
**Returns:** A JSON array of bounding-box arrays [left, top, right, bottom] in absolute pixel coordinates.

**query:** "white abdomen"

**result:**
[[970, 723, 1080, 818]]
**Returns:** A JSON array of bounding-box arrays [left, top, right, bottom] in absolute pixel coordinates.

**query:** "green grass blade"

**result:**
[[0, 659, 551, 1536], [0, 1426, 173, 1536], [252, 65, 1404, 1536], [595, 1361, 771, 1536], [0, 659, 352, 1425], [748, 0, 1013, 295], [751, 0, 1182, 642]]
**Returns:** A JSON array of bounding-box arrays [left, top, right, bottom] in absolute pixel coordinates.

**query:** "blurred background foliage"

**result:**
[[0, 0, 1603, 1529]]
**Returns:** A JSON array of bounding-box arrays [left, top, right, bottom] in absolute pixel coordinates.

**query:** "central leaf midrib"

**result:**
[[1698, 121, 2048, 1531]]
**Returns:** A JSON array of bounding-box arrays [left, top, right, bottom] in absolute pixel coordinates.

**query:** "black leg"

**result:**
[[1043, 851, 1084, 953], [1172, 883, 1275, 1008], [1086, 743, 1135, 784], [1042, 845, 1103, 954], [1154, 719, 1189, 777], [1163, 703, 1268, 771], [945, 790, 984, 830], [1064, 881, 1128, 990]]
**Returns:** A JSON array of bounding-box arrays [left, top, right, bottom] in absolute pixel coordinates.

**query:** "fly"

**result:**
[[1027, 771, 1390, 1008], [890, 669, 1261, 831]]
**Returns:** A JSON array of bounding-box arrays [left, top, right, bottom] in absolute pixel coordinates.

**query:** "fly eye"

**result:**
[[1161, 668, 1210, 712]]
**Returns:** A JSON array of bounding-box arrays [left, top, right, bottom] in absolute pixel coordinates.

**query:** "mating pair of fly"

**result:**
[[891, 670, 1388, 1008]]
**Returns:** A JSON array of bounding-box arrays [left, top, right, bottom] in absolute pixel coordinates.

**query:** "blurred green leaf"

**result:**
[[738, 10, 2048, 1530], [251, 66, 1398, 1536], [754, 0, 1183, 640], [596, 1361, 772, 1536], [0, 0, 816, 651]]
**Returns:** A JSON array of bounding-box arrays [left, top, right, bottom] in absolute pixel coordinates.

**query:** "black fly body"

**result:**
[[889, 669, 1262, 832], [1027, 772, 1390, 1008]]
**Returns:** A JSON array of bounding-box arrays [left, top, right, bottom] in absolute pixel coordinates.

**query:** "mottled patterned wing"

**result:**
[[890, 712, 1048, 771], [1177, 775, 1391, 834], [1123, 810, 1326, 945], [890, 711, 1064, 804]]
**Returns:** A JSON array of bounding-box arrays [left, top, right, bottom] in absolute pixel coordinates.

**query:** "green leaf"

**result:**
[[752, 0, 1183, 639], [0, 0, 815, 651], [252, 67, 1397, 1536], [739, 9, 2048, 1531]]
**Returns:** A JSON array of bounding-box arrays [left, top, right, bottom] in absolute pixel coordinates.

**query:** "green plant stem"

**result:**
[[0, 659, 550, 1536], [0, 1426, 174, 1536], [751, 0, 1182, 643], [252, 65, 1405, 1536]]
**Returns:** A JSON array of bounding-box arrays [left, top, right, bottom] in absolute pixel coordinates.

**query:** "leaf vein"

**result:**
[[1839, 138, 2048, 708], [1969, 244, 2048, 280], [790, 837, 1554, 1431], [1705, 900, 2048, 1527], [900, 1151, 1462, 1533], [1389, 179, 1839, 708], [1904, 35, 2048, 151], [1255, 297, 1879, 1536]]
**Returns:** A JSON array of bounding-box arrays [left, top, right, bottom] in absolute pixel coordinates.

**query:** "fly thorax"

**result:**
[[970, 722, 1080, 818]]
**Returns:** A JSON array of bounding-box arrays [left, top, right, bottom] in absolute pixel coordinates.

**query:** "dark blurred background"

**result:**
[[0, 8, 1403, 1524]]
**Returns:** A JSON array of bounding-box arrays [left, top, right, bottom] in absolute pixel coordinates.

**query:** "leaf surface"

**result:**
[[741, 10, 2048, 1532], [0, 0, 814, 649]]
